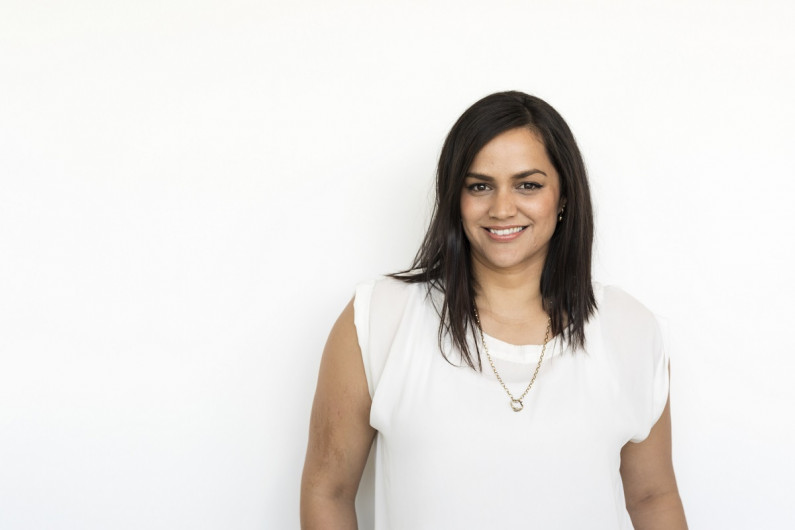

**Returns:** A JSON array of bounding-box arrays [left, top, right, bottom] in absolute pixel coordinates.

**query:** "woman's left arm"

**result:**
[[620, 395, 688, 530]]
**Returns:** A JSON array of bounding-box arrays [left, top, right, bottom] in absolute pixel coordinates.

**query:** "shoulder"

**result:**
[[592, 282, 665, 359], [356, 275, 436, 315], [595, 282, 660, 331], [354, 276, 425, 319], [352, 276, 431, 337], [353, 276, 430, 396]]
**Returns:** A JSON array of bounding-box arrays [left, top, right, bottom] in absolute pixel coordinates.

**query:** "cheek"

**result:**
[[459, 197, 482, 242], [527, 195, 559, 219], [459, 195, 478, 220]]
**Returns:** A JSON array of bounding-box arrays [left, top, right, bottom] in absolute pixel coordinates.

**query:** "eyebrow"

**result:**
[[464, 169, 548, 181]]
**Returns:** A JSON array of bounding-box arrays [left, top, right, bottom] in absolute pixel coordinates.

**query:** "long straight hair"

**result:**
[[391, 91, 596, 369]]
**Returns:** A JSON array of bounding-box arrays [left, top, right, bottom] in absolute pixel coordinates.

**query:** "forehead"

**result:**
[[469, 127, 554, 174]]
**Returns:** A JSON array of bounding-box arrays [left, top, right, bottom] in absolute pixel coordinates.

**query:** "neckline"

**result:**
[[480, 331, 563, 363]]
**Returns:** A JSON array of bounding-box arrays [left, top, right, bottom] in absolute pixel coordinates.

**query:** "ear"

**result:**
[[559, 197, 567, 211]]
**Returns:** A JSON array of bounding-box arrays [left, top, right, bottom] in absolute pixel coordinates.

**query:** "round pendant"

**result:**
[[510, 398, 524, 412]]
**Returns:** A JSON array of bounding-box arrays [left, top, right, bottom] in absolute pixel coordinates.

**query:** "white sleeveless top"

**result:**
[[353, 278, 669, 530]]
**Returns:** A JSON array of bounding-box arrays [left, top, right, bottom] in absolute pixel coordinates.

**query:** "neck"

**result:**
[[471, 256, 547, 322]]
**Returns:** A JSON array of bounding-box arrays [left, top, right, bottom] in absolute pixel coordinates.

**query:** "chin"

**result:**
[[475, 246, 547, 272], [479, 254, 528, 271]]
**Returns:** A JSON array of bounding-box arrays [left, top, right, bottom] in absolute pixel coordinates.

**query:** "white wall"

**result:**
[[1, 1, 793, 528]]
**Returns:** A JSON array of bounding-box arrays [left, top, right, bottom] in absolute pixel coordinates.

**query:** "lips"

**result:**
[[487, 226, 525, 236], [482, 225, 528, 241]]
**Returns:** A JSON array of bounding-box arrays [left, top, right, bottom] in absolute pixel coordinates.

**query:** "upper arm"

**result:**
[[620, 388, 687, 529], [620, 394, 677, 506], [301, 298, 376, 503]]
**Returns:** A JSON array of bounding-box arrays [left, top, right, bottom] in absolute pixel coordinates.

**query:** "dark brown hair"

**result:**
[[391, 91, 596, 369]]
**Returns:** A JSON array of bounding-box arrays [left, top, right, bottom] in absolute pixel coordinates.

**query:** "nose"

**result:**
[[489, 188, 517, 219]]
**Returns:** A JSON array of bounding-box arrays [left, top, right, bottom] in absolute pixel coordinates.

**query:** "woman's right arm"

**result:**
[[300, 299, 376, 530]]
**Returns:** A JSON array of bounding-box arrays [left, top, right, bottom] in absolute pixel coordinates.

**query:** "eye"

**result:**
[[466, 183, 490, 192], [518, 182, 541, 191]]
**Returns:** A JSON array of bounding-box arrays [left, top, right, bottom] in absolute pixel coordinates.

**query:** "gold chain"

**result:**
[[473, 307, 551, 412]]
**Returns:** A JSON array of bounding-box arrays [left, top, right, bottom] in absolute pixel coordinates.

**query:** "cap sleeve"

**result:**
[[637, 314, 671, 443], [353, 278, 414, 399], [353, 280, 375, 396], [598, 286, 671, 443]]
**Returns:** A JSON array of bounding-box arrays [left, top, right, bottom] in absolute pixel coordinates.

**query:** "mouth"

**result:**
[[485, 226, 527, 236]]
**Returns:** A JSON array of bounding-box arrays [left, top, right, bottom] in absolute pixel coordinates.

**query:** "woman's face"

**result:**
[[460, 127, 564, 275]]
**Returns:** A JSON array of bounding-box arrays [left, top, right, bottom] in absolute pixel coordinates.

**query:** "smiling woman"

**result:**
[[300, 91, 688, 529], [461, 127, 563, 279]]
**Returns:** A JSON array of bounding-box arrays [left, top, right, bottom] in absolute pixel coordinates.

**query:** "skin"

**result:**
[[301, 300, 374, 530], [460, 127, 564, 344], [300, 127, 687, 529]]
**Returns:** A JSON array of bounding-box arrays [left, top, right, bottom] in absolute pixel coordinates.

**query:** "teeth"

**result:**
[[489, 226, 524, 236]]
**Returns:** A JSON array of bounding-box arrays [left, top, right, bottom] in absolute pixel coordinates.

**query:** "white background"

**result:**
[[1, 1, 794, 528]]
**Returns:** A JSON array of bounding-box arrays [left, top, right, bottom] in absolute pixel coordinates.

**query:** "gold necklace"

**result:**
[[473, 308, 551, 412]]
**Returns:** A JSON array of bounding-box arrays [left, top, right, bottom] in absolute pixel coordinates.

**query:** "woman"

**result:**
[[301, 91, 687, 529]]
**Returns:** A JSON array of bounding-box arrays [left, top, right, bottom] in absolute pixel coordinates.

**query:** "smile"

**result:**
[[487, 226, 526, 236]]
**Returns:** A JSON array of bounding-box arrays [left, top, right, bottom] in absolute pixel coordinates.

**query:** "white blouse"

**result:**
[[354, 277, 669, 529]]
